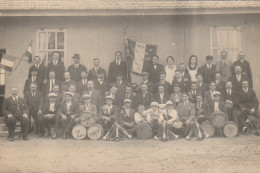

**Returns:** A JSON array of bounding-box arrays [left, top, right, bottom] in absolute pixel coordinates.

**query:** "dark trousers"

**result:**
[[148, 120, 160, 136], [99, 119, 115, 133], [60, 117, 75, 135], [38, 114, 60, 133], [238, 107, 260, 129], [5, 116, 30, 138], [28, 109, 39, 133]]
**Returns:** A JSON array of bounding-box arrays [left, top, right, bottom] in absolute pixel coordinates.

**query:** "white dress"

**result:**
[[165, 65, 176, 84], [187, 66, 198, 82]]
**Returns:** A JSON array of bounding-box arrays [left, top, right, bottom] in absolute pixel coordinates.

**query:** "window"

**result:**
[[210, 27, 242, 62], [36, 29, 67, 65]]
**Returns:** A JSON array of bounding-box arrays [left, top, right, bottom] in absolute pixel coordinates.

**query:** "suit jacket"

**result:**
[[118, 107, 135, 125], [111, 81, 128, 97], [68, 64, 87, 82], [93, 79, 109, 96], [98, 104, 118, 120], [172, 77, 190, 93], [2, 96, 29, 117], [208, 101, 227, 115], [60, 80, 77, 92], [88, 67, 107, 81], [204, 90, 216, 105], [45, 61, 65, 81], [169, 93, 183, 107], [198, 64, 216, 84], [28, 64, 46, 82], [43, 79, 61, 96], [154, 92, 169, 104], [197, 82, 209, 97], [82, 89, 102, 108], [42, 101, 60, 115], [188, 90, 199, 103], [232, 60, 252, 84], [58, 101, 79, 117], [24, 91, 44, 113], [147, 63, 165, 84], [176, 101, 195, 120], [139, 81, 154, 93], [216, 60, 232, 82], [76, 79, 88, 95], [222, 89, 239, 107], [238, 88, 259, 110], [154, 81, 172, 94], [228, 74, 251, 93], [108, 60, 128, 83], [79, 103, 97, 117], [23, 77, 43, 94], [136, 92, 154, 109], [215, 80, 225, 92], [195, 102, 210, 117], [117, 92, 136, 109]]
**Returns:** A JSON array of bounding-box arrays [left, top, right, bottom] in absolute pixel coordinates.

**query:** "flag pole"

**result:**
[[14, 40, 32, 71]]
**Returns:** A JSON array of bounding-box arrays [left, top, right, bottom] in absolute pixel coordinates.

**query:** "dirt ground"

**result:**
[[0, 135, 259, 173]]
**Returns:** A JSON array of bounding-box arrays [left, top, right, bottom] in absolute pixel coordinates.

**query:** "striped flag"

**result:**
[[0, 53, 16, 71], [25, 41, 32, 63]]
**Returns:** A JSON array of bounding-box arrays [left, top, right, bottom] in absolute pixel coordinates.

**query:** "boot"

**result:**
[[43, 129, 50, 138], [52, 132, 57, 139]]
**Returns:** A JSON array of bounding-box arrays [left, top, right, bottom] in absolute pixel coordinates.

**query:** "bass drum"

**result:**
[[72, 125, 87, 140], [87, 124, 104, 140], [136, 123, 153, 140], [223, 121, 238, 138], [201, 121, 215, 137], [80, 112, 96, 127], [210, 111, 227, 128]]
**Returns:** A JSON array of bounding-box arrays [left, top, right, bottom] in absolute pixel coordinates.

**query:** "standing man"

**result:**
[[198, 55, 216, 85], [68, 53, 87, 82], [154, 72, 172, 94], [216, 51, 232, 82], [172, 69, 190, 93], [108, 51, 128, 83], [195, 73, 208, 97], [24, 70, 43, 94], [229, 65, 251, 93], [232, 51, 253, 85], [82, 81, 102, 109], [2, 88, 30, 141], [28, 56, 46, 84], [147, 55, 164, 84], [45, 51, 65, 82], [60, 71, 77, 92], [76, 71, 88, 95], [215, 72, 225, 92], [140, 72, 154, 93], [136, 83, 154, 110], [88, 58, 107, 81], [43, 71, 61, 97]]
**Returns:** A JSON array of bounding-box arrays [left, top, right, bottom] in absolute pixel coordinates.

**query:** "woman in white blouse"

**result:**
[[186, 55, 199, 82], [165, 56, 177, 84]]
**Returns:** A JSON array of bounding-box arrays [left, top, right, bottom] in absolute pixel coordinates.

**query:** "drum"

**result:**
[[201, 121, 215, 137], [80, 112, 96, 127], [72, 125, 87, 140], [172, 121, 183, 129], [210, 111, 227, 128], [223, 121, 238, 138], [87, 124, 104, 140], [136, 123, 153, 140]]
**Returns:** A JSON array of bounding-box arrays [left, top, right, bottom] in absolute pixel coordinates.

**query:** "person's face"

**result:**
[[226, 82, 232, 89], [125, 102, 131, 108], [166, 104, 173, 110], [98, 74, 105, 80], [179, 65, 186, 72], [87, 82, 94, 90], [116, 75, 123, 81], [138, 106, 144, 114], [206, 59, 213, 65], [196, 96, 202, 103], [53, 53, 59, 61], [93, 59, 99, 67], [215, 74, 221, 80], [111, 87, 118, 95], [69, 85, 76, 92], [30, 84, 37, 91], [151, 106, 158, 112], [81, 72, 88, 78], [158, 86, 164, 93], [84, 98, 91, 104], [213, 95, 220, 102], [34, 57, 41, 64], [73, 58, 80, 64], [221, 52, 227, 60], [64, 73, 71, 80], [142, 75, 148, 81], [160, 74, 166, 81], [238, 52, 245, 60], [167, 58, 174, 65], [49, 72, 55, 79], [242, 81, 249, 89], [174, 87, 180, 93], [152, 57, 159, 64], [210, 83, 216, 91], [11, 88, 18, 97], [175, 72, 181, 78], [125, 87, 131, 94], [106, 99, 113, 105], [191, 84, 197, 91], [65, 95, 72, 102], [53, 86, 59, 93], [191, 57, 197, 64], [141, 85, 148, 93], [49, 97, 56, 103], [115, 53, 122, 61], [235, 66, 241, 75], [197, 76, 203, 83], [183, 95, 189, 101]]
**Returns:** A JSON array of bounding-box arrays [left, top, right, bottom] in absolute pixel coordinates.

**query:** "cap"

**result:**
[[48, 93, 57, 98], [206, 55, 213, 60], [64, 92, 73, 97], [142, 72, 149, 76], [166, 101, 173, 105], [105, 95, 114, 101], [151, 102, 159, 107], [83, 94, 91, 99], [72, 53, 80, 59], [213, 91, 221, 96], [124, 99, 132, 103]]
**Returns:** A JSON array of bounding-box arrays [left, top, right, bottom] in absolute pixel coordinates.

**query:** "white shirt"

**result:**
[[66, 101, 72, 111], [53, 60, 58, 65], [243, 88, 248, 93], [236, 74, 241, 82], [207, 64, 212, 69], [116, 60, 121, 65], [159, 93, 164, 101], [82, 79, 87, 85], [35, 64, 40, 68], [125, 108, 130, 117], [98, 78, 103, 84], [12, 96, 18, 102], [165, 65, 176, 83], [214, 102, 219, 111], [50, 102, 55, 112], [117, 80, 122, 85], [32, 76, 36, 82], [75, 64, 79, 68], [106, 105, 112, 115], [227, 89, 232, 95], [50, 79, 55, 92]]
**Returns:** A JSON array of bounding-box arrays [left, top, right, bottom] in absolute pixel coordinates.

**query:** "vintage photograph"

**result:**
[[0, 0, 259, 172]]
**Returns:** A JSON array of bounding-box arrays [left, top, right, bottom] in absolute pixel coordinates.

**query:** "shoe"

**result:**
[[43, 132, 50, 138], [154, 135, 159, 140], [255, 129, 260, 136], [9, 136, 14, 141], [186, 136, 191, 141], [52, 133, 57, 139], [63, 133, 67, 139], [23, 136, 29, 140]]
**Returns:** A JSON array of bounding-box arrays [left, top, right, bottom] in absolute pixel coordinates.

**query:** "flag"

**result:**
[[24, 41, 32, 63], [125, 36, 157, 74], [0, 53, 16, 72]]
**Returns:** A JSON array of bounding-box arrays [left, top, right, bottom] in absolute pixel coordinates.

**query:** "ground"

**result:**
[[0, 135, 259, 173]]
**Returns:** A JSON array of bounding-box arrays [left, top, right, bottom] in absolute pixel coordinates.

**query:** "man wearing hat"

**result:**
[[99, 95, 119, 133], [23, 70, 43, 94], [57, 92, 79, 139], [208, 91, 227, 115], [68, 53, 87, 82], [38, 92, 60, 138], [216, 51, 233, 82], [198, 55, 216, 85], [140, 72, 154, 93]]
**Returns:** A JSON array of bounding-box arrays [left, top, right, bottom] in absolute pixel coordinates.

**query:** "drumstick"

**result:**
[[195, 119, 203, 140]]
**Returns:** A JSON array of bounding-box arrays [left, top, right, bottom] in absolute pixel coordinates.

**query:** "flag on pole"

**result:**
[[0, 53, 16, 72], [24, 40, 33, 63], [125, 36, 157, 74]]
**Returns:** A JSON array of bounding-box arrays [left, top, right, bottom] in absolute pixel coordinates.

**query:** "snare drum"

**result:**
[[223, 121, 238, 138], [210, 111, 227, 128], [72, 125, 87, 140], [87, 124, 104, 140], [201, 121, 215, 137], [172, 121, 183, 129], [136, 123, 153, 140], [80, 112, 96, 127]]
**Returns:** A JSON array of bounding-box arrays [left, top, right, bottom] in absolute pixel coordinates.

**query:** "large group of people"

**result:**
[[2, 50, 260, 141]]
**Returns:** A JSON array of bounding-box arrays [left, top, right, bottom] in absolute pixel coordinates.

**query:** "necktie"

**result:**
[[142, 93, 146, 98], [154, 65, 157, 70], [117, 61, 120, 66], [32, 92, 35, 97], [228, 90, 231, 95], [32, 77, 35, 82], [108, 107, 111, 115]]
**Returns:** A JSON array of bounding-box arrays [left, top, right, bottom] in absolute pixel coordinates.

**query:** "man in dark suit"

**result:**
[[2, 88, 30, 141], [76, 70, 88, 95], [194, 94, 210, 124], [117, 85, 136, 109], [195, 73, 208, 97], [229, 65, 251, 93], [108, 51, 128, 83], [140, 72, 154, 93], [238, 80, 260, 135], [44, 51, 65, 82], [43, 71, 61, 97], [82, 80, 102, 109], [24, 70, 43, 94], [173, 69, 190, 93], [147, 55, 164, 84], [24, 83, 44, 135], [62, 83, 80, 104], [154, 85, 169, 104], [136, 83, 154, 110], [215, 72, 225, 92], [154, 72, 172, 94], [60, 71, 77, 93], [88, 58, 107, 81], [28, 56, 46, 85], [179, 63, 191, 82], [188, 82, 199, 103], [111, 73, 128, 98], [207, 91, 227, 115], [232, 51, 253, 85], [204, 81, 218, 105], [94, 71, 109, 96], [198, 55, 216, 85], [45, 84, 63, 105], [68, 53, 87, 82]]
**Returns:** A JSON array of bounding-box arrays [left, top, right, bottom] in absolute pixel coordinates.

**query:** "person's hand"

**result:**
[[7, 114, 13, 118], [167, 120, 172, 124], [61, 114, 67, 120], [38, 110, 42, 115], [250, 108, 255, 114], [186, 119, 191, 125], [23, 114, 28, 118], [71, 115, 75, 119]]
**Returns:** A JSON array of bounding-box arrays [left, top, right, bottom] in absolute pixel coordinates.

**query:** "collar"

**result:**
[[12, 96, 18, 101], [143, 80, 148, 83]]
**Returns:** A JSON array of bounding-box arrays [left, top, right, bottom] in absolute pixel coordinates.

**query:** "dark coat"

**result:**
[[118, 108, 135, 125], [88, 67, 107, 81], [215, 80, 226, 92], [154, 81, 172, 94], [196, 82, 209, 97], [60, 80, 77, 92], [136, 92, 154, 109], [238, 88, 259, 110], [154, 92, 169, 104], [42, 101, 60, 115], [108, 60, 128, 83], [111, 81, 128, 98], [228, 74, 251, 93], [222, 89, 239, 107], [232, 60, 253, 84], [58, 101, 79, 118], [117, 92, 136, 109], [147, 63, 165, 84], [24, 91, 44, 113], [76, 79, 88, 95], [68, 64, 87, 82], [43, 79, 61, 96], [172, 77, 190, 93], [2, 96, 29, 117], [93, 79, 110, 96], [208, 101, 227, 115], [195, 102, 210, 117], [198, 64, 216, 84], [82, 89, 102, 108], [45, 61, 65, 81], [23, 77, 43, 95], [28, 64, 46, 82]]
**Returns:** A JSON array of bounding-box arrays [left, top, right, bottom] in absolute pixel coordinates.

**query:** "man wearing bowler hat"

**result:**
[[68, 53, 87, 82]]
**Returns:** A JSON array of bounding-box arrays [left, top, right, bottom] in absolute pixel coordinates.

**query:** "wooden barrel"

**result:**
[[136, 123, 153, 140], [223, 121, 238, 138], [210, 111, 227, 128], [72, 125, 87, 140], [201, 121, 215, 137], [87, 124, 104, 140]]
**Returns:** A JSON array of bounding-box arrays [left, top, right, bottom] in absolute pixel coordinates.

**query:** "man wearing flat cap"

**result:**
[[68, 53, 87, 82], [208, 91, 227, 115], [198, 55, 216, 85]]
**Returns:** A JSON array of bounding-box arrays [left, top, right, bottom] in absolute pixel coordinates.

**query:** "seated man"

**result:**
[[195, 94, 210, 124], [60, 71, 77, 92], [136, 83, 154, 110], [38, 93, 60, 139], [82, 80, 102, 109], [57, 92, 79, 139], [117, 85, 136, 109], [145, 102, 164, 139], [188, 82, 199, 103], [134, 104, 147, 124], [2, 88, 30, 141], [238, 80, 260, 135], [169, 84, 183, 108], [62, 83, 80, 103], [154, 85, 169, 104], [45, 84, 63, 103], [204, 81, 219, 105], [76, 70, 88, 95], [208, 91, 227, 116]]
